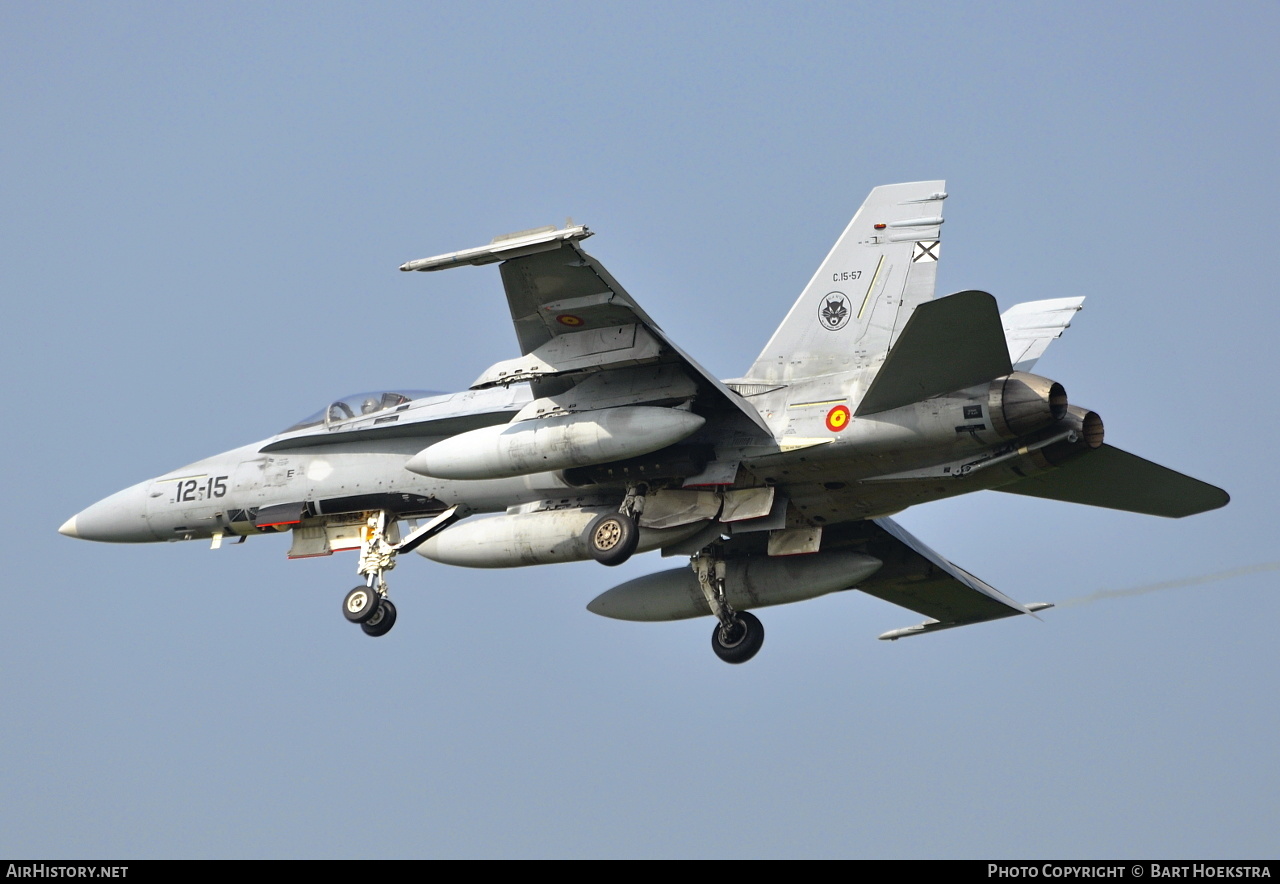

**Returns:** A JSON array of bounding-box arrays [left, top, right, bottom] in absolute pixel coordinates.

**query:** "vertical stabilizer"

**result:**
[[1001, 297, 1085, 372], [746, 181, 947, 383]]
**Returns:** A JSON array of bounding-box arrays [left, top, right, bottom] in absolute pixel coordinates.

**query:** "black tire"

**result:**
[[586, 512, 639, 566], [711, 611, 765, 664], [342, 585, 382, 623], [362, 599, 397, 637]]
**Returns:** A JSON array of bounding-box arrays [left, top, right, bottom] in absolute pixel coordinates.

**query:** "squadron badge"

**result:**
[[819, 292, 851, 331]]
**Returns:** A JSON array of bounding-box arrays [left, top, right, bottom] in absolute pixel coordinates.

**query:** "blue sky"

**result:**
[[4, 1, 1278, 858]]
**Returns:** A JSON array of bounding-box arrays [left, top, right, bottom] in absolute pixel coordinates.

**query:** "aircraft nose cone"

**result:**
[[62, 480, 159, 543]]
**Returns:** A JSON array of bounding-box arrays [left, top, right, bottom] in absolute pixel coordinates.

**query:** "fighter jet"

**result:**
[[59, 181, 1228, 663]]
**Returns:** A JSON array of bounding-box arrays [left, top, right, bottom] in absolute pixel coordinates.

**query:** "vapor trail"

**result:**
[[1056, 562, 1280, 608]]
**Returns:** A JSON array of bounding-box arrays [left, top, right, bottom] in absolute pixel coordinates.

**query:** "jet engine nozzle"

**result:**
[[1035, 406, 1104, 467], [987, 372, 1069, 439]]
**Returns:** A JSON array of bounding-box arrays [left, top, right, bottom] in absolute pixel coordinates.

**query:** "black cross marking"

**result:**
[[913, 241, 939, 262]]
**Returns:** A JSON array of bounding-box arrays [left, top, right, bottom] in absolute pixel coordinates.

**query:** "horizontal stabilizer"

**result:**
[[995, 444, 1229, 517], [855, 290, 1013, 415]]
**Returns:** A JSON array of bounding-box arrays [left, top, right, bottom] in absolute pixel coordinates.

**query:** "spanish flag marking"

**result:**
[[825, 405, 851, 433]]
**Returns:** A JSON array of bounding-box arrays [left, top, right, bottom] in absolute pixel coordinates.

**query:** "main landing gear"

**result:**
[[693, 549, 765, 664], [586, 484, 646, 567], [586, 488, 766, 664], [340, 506, 460, 638]]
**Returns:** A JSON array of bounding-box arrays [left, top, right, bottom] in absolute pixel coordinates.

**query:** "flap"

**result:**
[[472, 324, 663, 388]]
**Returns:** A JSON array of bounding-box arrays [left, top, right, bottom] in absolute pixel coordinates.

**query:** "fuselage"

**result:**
[[60, 364, 1097, 549]]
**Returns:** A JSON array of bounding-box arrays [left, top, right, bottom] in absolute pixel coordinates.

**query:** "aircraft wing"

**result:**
[[816, 517, 1041, 639], [401, 225, 771, 437], [691, 515, 1043, 639]]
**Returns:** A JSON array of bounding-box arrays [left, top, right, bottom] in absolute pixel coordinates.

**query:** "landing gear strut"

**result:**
[[340, 506, 461, 638], [693, 549, 765, 664], [586, 484, 646, 567]]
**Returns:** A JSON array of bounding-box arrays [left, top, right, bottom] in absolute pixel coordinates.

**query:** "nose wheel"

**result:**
[[343, 585, 383, 623], [361, 598, 397, 637], [343, 585, 397, 636]]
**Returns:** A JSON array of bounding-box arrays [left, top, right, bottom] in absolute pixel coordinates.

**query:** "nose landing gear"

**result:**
[[340, 506, 461, 638]]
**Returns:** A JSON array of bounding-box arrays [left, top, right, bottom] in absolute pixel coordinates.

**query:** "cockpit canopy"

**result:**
[[283, 390, 441, 433]]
